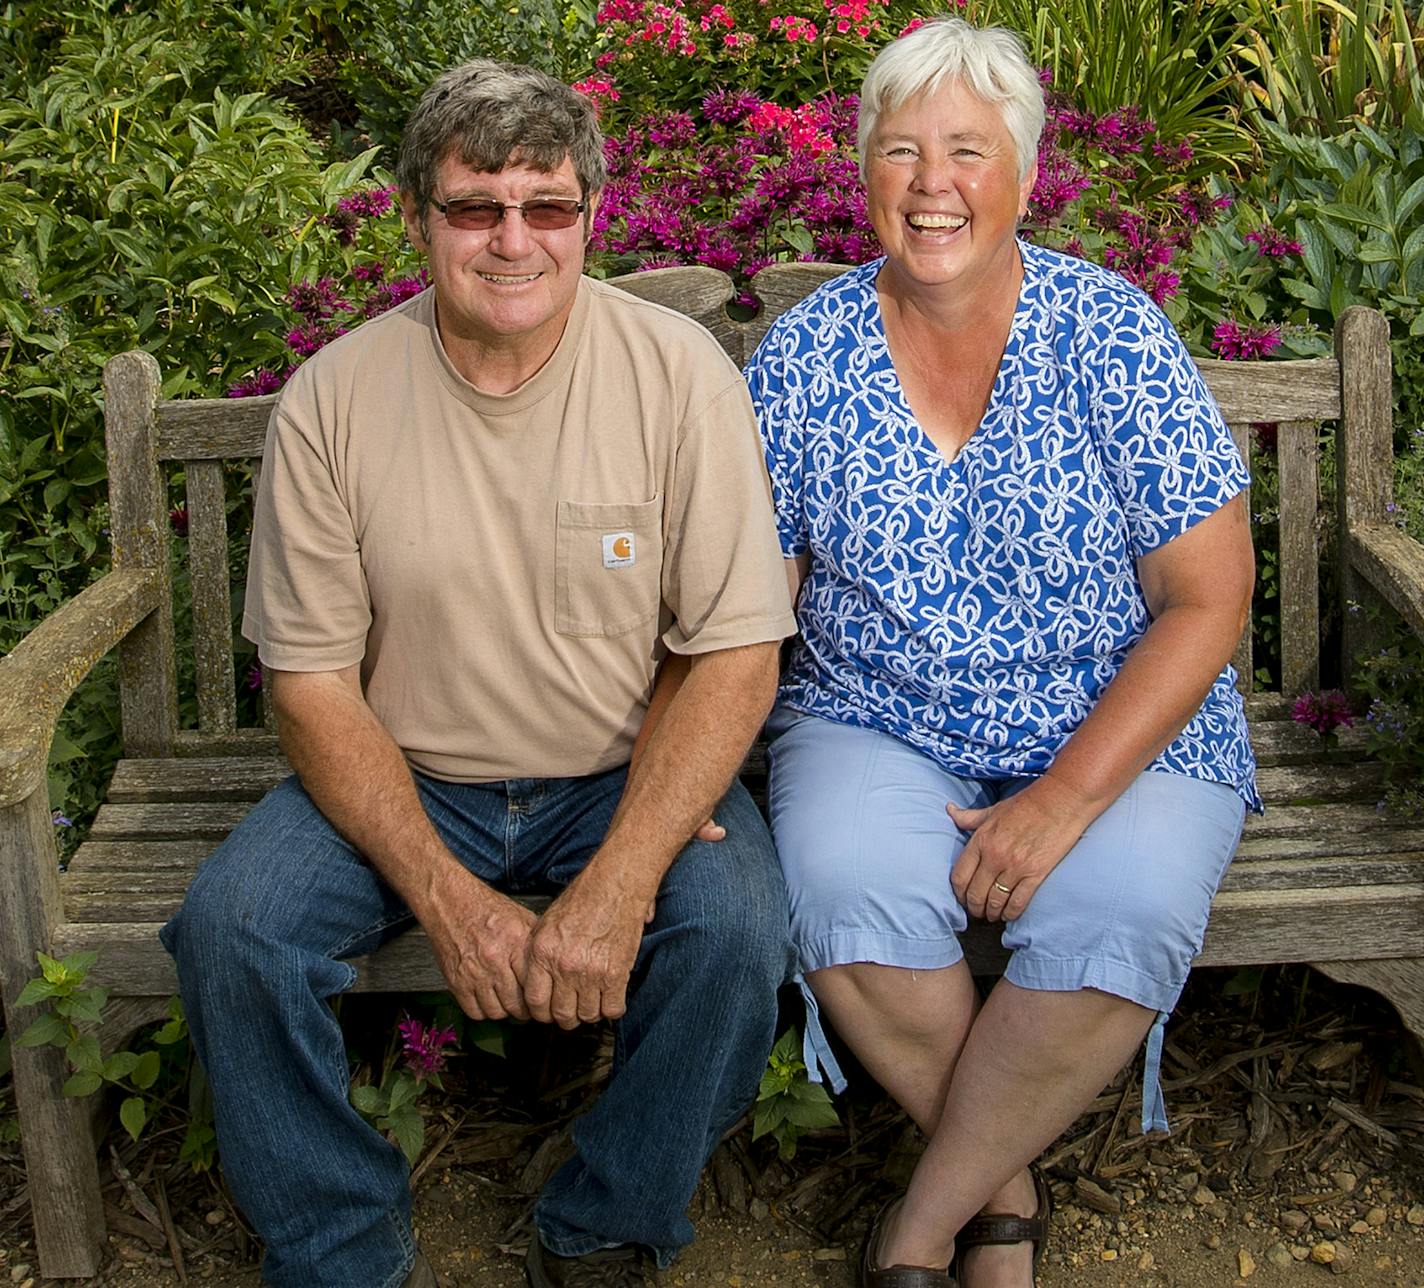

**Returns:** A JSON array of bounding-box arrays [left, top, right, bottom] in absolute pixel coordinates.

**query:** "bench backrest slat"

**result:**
[[184, 460, 237, 735], [107, 266, 1382, 751], [1277, 420, 1323, 695]]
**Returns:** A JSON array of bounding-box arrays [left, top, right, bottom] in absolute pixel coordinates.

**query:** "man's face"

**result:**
[[402, 153, 596, 360]]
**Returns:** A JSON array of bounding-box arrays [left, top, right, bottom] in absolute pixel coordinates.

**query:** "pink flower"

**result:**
[[398, 1018, 458, 1081], [1291, 690, 1354, 738], [1212, 319, 1283, 360], [1244, 226, 1304, 258], [226, 368, 285, 398], [169, 504, 188, 537]]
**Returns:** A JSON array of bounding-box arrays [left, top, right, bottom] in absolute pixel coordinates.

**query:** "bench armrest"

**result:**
[[1347, 521, 1424, 643], [0, 568, 165, 809]]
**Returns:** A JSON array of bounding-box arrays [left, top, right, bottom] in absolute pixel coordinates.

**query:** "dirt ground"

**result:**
[[3, 967, 1423, 1287]]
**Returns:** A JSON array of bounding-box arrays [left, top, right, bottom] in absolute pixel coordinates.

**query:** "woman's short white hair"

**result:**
[[858, 16, 1045, 180]]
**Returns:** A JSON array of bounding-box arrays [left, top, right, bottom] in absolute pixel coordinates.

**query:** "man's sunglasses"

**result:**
[[431, 196, 587, 231]]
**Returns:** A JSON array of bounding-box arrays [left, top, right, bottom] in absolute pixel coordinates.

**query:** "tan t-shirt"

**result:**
[[242, 278, 795, 782]]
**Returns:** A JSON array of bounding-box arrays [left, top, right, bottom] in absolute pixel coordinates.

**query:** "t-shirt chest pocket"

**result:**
[[555, 497, 664, 636]]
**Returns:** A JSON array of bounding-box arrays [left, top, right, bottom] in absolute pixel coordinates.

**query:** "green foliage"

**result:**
[[973, 0, 1251, 173], [1232, 0, 1424, 137], [1354, 608, 1424, 820], [351, 1071, 428, 1165], [338, 0, 599, 156], [15, 953, 204, 1151], [752, 1028, 840, 1161]]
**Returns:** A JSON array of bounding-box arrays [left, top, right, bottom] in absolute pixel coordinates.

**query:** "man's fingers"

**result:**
[[523, 962, 554, 1024], [694, 817, 725, 842], [601, 980, 628, 1021], [550, 980, 581, 1031]]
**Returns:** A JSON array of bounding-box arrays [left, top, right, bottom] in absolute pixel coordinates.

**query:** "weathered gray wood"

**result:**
[[1348, 521, 1424, 642], [66, 840, 214, 875], [1252, 761, 1385, 801], [1196, 357, 1341, 423], [1236, 825, 1424, 859], [0, 569, 164, 809], [88, 801, 249, 841], [1242, 801, 1417, 839], [746, 262, 853, 354], [0, 791, 106, 1276], [1248, 719, 1368, 765], [1195, 884, 1424, 966], [1336, 306, 1396, 677], [105, 352, 177, 758], [1227, 422, 1254, 693], [50, 875, 1424, 994], [1311, 958, 1424, 1043], [605, 266, 740, 363], [174, 729, 282, 758], [1276, 421, 1321, 694], [185, 460, 237, 734], [108, 757, 289, 803], [1220, 854, 1424, 892], [155, 395, 273, 460]]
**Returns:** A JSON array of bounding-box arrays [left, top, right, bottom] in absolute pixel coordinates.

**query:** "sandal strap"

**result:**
[[957, 1166, 1053, 1260], [865, 1269, 955, 1287], [957, 1212, 1046, 1248]]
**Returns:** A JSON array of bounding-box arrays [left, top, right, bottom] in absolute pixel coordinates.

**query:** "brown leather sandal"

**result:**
[[858, 1197, 956, 1288], [954, 1167, 1052, 1284]]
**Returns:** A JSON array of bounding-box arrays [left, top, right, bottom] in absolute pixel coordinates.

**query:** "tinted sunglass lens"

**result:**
[[446, 201, 501, 229], [523, 201, 581, 229]]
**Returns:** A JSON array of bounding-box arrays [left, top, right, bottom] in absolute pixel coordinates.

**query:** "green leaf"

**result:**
[[16, 1012, 68, 1048], [60, 950, 98, 978], [15, 978, 61, 1006], [782, 1097, 841, 1130], [57, 985, 108, 1024], [383, 1102, 425, 1166], [36, 951, 66, 984], [131, 1050, 161, 1090], [103, 1051, 142, 1081], [62, 1071, 103, 1097], [386, 1073, 417, 1112], [153, 1020, 187, 1045], [66, 1033, 102, 1074], [351, 1085, 383, 1116], [467, 1020, 507, 1058], [119, 1096, 148, 1142]]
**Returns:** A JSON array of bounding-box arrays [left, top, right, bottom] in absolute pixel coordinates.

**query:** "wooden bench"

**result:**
[[3, 266, 1423, 1277]]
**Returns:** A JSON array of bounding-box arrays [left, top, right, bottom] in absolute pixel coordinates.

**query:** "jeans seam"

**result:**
[[327, 910, 412, 960]]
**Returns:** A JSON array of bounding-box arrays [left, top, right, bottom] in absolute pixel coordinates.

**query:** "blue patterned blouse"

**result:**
[[747, 241, 1261, 811]]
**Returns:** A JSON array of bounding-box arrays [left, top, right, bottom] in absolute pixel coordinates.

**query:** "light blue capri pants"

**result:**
[[765, 708, 1248, 1133]]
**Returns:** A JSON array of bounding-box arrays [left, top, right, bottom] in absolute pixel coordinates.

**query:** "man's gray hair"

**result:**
[[396, 60, 608, 228], [858, 17, 1044, 181]]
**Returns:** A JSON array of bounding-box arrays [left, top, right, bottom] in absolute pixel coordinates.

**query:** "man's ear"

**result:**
[[400, 190, 430, 252]]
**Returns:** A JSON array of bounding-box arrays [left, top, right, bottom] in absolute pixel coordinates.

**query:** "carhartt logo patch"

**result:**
[[602, 532, 635, 568]]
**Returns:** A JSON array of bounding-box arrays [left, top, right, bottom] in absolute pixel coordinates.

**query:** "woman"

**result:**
[[744, 17, 1259, 1288]]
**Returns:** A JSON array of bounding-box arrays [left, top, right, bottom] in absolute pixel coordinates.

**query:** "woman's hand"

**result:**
[[947, 775, 1096, 922]]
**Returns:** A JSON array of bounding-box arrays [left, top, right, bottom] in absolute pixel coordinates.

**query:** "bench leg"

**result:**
[[1312, 957, 1424, 1074], [0, 792, 106, 1277]]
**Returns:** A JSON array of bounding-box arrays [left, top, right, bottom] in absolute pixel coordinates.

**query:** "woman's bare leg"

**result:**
[[810, 967, 1154, 1286]]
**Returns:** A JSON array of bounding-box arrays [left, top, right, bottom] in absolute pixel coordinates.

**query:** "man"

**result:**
[[160, 60, 795, 1288]]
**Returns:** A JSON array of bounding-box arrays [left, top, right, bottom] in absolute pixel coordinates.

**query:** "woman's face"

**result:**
[[864, 79, 1036, 294]]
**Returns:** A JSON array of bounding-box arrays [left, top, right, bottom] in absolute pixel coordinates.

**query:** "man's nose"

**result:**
[[488, 207, 536, 256]]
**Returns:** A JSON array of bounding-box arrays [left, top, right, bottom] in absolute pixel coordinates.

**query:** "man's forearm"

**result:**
[[582, 641, 780, 901], [272, 670, 472, 920]]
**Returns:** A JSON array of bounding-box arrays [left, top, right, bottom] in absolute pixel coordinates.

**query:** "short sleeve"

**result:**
[[744, 326, 810, 559], [241, 374, 372, 671], [1089, 294, 1250, 558], [658, 377, 796, 655]]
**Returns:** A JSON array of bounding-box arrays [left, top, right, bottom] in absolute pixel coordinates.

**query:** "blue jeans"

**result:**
[[159, 768, 791, 1288]]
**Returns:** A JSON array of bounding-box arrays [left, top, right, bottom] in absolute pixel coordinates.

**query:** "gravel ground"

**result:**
[[3, 968, 1422, 1286]]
